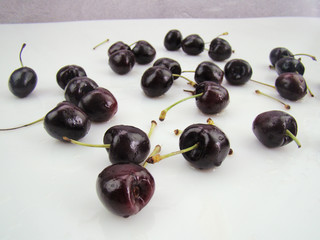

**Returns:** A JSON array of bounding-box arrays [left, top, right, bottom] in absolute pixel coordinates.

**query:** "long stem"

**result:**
[[159, 92, 204, 121], [147, 143, 199, 164], [0, 116, 44, 131], [255, 90, 291, 110], [62, 136, 111, 148], [93, 38, 109, 50], [142, 145, 161, 167], [285, 129, 301, 148], [250, 79, 276, 89], [19, 43, 26, 67], [172, 74, 197, 87], [294, 53, 317, 61]]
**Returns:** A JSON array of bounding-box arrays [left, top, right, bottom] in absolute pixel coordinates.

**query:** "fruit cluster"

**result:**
[[2, 27, 316, 218]]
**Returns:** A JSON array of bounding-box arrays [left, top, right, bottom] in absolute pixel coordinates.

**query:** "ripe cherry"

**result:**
[[56, 65, 87, 90], [224, 59, 253, 85], [194, 61, 224, 84], [164, 29, 182, 51], [208, 37, 232, 61], [8, 43, 37, 98], [275, 72, 307, 101], [108, 49, 135, 75], [96, 163, 155, 218], [269, 47, 316, 67], [108, 41, 131, 56], [181, 34, 205, 55], [141, 66, 174, 97], [153, 57, 182, 80], [252, 110, 300, 148], [275, 57, 305, 75], [78, 87, 118, 123], [131, 40, 156, 65]]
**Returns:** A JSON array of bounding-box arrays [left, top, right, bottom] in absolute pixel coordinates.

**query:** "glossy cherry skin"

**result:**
[[96, 163, 155, 218], [141, 66, 174, 97], [103, 125, 150, 164], [269, 47, 294, 66], [56, 65, 87, 90], [208, 38, 232, 61], [179, 123, 230, 169], [44, 101, 91, 141], [195, 81, 229, 114], [164, 29, 182, 51], [181, 34, 205, 55], [108, 49, 135, 75], [64, 77, 99, 105], [194, 61, 224, 84], [108, 41, 131, 56], [275, 72, 307, 101], [131, 40, 156, 64], [153, 57, 181, 80], [8, 67, 37, 98], [224, 59, 253, 85], [78, 87, 118, 122], [252, 110, 298, 148], [275, 57, 305, 75]]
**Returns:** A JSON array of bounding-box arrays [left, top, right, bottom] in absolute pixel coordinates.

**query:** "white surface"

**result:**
[[0, 18, 320, 240]]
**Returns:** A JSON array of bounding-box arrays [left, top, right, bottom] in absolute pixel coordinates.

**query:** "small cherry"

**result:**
[[56, 65, 87, 90], [181, 34, 205, 55], [224, 59, 253, 85], [252, 110, 301, 148], [8, 43, 38, 98], [131, 40, 156, 64], [108, 49, 135, 75], [153, 57, 182, 80], [164, 29, 182, 51], [208, 34, 232, 61], [107, 41, 130, 56], [194, 61, 224, 84]]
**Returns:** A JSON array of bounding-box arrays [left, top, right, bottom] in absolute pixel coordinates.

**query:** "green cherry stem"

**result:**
[[172, 74, 197, 87], [255, 90, 291, 110], [142, 144, 161, 167], [62, 136, 111, 148], [159, 92, 204, 121], [93, 38, 109, 50], [0, 116, 45, 131], [148, 120, 157, 138], [250, 79, 276, 89], [19, 43, 26, 67], [285, 129, 301, 148], [294, 53, 317, 61]]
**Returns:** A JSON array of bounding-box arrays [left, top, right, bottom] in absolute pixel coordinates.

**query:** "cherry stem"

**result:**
[[148, 120, 157, 138], [147, 143, 199, 164], [285, 129, 301, 148], [0, 116, 44, 131], [250, 79, 276, 89], [305, 82, 315, 97], [62, 136, 111, 148], [255, 90, 291, 110], [142, 144, 161, 167], [19, 43, 26, 67], [172, 74, 197, 87], [294, 53, 317, 61], [93, 38, 109, 50], [159, 92, 204, 121], [181, 70, 195, 73]]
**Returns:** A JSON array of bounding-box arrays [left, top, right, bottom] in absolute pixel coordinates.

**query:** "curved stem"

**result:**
[[159, 92, 204, 121], [93, 38, 109, 50], [62, 136, 111, 148], [19, 43, 26, 67], [285, 129, 301, 148], [294, 53, 317, 61], [255, 90, 290, 110], [172, 74, 197, 87], [0, 116, 44, 131]]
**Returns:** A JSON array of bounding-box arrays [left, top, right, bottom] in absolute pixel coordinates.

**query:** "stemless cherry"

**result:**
[[194, 61, 224, 84], [275, 57, 305, 75], [164, 29, 182, 51], [108, 49, 135, 75], [108, 41, 131, 56], [275, 72, 307, 101], [208, 37, 232, 61], [153, 57, 182, 80], [64, 77, 99, 105], [224, 59, 253, 85], [181, 34, 205, 55], [96, 163, 155, 218], [78, 87, 118, 122], [131, 40, 156, 64], [44, 101, 91, 141], [56, 65, 87, 90]]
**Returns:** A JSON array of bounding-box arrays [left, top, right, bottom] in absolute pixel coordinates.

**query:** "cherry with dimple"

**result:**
[[131, 40, 156, 65], [153, 57, 182, 80], [56, 64, 87, 90]]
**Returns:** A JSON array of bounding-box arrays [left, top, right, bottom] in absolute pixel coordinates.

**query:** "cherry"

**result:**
[[108, 41, 131, 56], [181, 34, 205, 55], [252, 110, 301, 148], [194, 61, 224, 84], [208, 37, 232, 61], [78, 87, 118, 122], [64, 77, 99, 105], [275, 57, 305, 75], [131, 40, 156, 65], [153, 57, 182, 80], [108, 49, 135, 75], [44, 101, 91, 141], [164, 29, 182, 51], [8, 43, 37, 98], [224, 59, 253, 85], [141, 66, 174, 97], [56, 65, 87, 90], [96, 163, 155, 218], [275, 72, 307, 101]]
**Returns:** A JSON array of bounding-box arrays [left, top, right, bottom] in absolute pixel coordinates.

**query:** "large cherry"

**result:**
[[194, 61, 224, 84], [131, 40, 156, 65], [224, 59, 253, 85], [96, 163, 155, 218], [56, 65, 87, 90], [164, 29, 182, 51], [252, 110, 300, 148], [108, 49, 135, 75], [181, 34, 205, 55], [208, 37, 232, 61], [153, 57, 182, 80], [44, 101, 91, 141], [275, 72, 307, 101]]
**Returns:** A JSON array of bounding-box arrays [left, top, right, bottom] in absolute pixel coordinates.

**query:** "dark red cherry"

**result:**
[[252, 110, 299, 148], [131, 40, 156, 64], [195, 81, 229, 114], [275, 72, 307, 101], [103, 125, 150, 164], [44, 101, 91, 141], [181, 34, 205, 55], [64, 77, 99, 105], [224, 59, 253, 85], [141, 66, 174, 97], [78, 87, 118, 122], [275, 57, 305, 75], [179, 123, 230, 169], [108, 41, 131, 56], [56, 65, 87, 90], [153, 57, 181, 80], [269, 47, 294, 66], [194, 61, 224, 84], [208, 38, 232, 61], [164, 29, 182, 51], [108, 49, 135, 75], [8, 43, 37, 98], [96, 163, 155, 218]]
